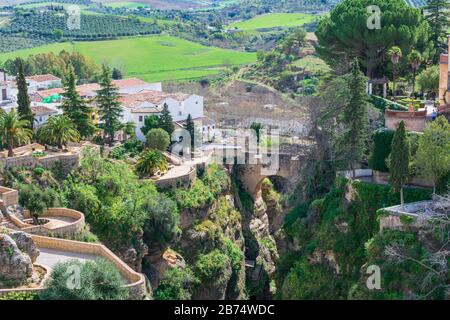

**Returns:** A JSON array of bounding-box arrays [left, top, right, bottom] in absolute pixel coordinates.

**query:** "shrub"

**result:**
[[195, 250, 231, 281], [368, 128, 394, 172], [40, 259, 128, 300], [146, 128, 170, 151], [154, 267, 199, 300]]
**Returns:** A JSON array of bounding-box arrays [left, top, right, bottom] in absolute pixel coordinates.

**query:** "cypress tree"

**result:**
[[388, 121, 410, 210], [96, 65, 122, 145], [15, 58, 33, 130], [61, 65, 95, 138], [159, 103, 174, 136], [184, 114, 195, 149]]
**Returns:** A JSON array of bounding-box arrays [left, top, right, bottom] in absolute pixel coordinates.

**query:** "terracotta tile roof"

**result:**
[[26, 74, 61, 82], [37, 88, 64, 98], [31, 105, 58, 116], [119, 90, 191, 108], [36, 78, 155, 98]]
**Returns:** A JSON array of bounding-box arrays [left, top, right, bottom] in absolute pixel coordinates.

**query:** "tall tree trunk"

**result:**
[[8, 136, 13, 157], [400, 187, 404, 211], [412, 69, 416, 97], [393, 66, 397, 102]]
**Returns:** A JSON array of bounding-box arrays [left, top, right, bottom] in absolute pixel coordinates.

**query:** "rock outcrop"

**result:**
[[0, 233, 34, 281], [9, 231, 40, 263]]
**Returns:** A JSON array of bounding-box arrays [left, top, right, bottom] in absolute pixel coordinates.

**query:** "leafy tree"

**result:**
[[424, 0, 450, 60], [40, 259, 128, 300], [416, 66, 440, 97], [159, 103, 174, 136], [96, 64, 123, 145], [61, 65, 95, 138], [18, 184, 59, 224], [143, 193, 180, 245], [336, 59, 368, 177], [0, 109, 32, 157], [53, 28, 63, 40], [415, 116, 450, 193], [388, 121, 410, 209], [316, 0, 432, 78], [146, 128, 170, 151], [37, 115, 80, 149], [15, 58, 33, 129], [141, 115, 160, 136], [135, 149, 168, 177], [154, 267, 199, 300], [407, 50, 422, 96]]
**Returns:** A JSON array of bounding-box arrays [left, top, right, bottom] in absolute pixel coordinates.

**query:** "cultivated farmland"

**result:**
[[0, 35, 256, 82]]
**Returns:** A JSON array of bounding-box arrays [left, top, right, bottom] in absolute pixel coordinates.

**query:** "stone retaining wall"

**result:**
[[0, 186, 18, 211], [153, 167, 197, 189], [16, 208, 86, 237], [31, 235, 146, 299]]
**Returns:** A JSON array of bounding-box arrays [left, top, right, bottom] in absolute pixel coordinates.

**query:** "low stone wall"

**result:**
[[17, 208, 86, 237], [0, 186, 18, 210], [373, 170, 434, 188], [154, 167, 197, 189], [0, 153, 79, 172], [31, 235, 146, 299], [0, 264, 52, 297]]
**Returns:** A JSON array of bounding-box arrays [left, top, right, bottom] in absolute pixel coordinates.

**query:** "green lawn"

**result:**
[[104, 1, 149, 9], [0, 35, 256, 82], [228, 13, 317, 31]]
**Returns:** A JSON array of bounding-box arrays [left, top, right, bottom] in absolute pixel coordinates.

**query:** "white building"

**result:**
[[26, 74, 62, 91], [0, 80, 16, 113], [31, 105, 59, 127], [119, 90, 205, 141]]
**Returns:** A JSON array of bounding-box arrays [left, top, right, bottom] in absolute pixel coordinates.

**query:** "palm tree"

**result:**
[[0, 110, 32, 157], [388, 46, 402, 101], [136, 149, 168, 177], [38, 115, 80, 150], [407, 50, 422, 97], [121, 121, 136, 140]]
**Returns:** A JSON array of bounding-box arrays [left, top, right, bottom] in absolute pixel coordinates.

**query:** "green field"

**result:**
[[293, 55, 330, 74], [104, 1, 149, 9], [0, 35, 256, 82], [228, 13, 317, 31]]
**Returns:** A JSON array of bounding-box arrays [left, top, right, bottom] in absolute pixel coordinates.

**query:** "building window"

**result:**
[[196, 101, 198, 104], [139, 116, 143, 122], [178, 111, 182, 116], [39, 116, 42, 122]]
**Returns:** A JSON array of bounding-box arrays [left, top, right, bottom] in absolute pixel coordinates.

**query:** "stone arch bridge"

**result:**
[[212, 146, 310, 200]]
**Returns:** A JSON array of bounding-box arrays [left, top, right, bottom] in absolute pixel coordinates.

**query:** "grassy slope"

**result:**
[[228, 13, 316, 31], [0, 35, 256, 82], [104, 1, 149, 8]]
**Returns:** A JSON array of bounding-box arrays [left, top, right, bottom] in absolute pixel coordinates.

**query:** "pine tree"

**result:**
[[61, 65, 95, 138], [424, 0, 450, 60], [337, 58, 368, 178], [159, 103, 174, 136], [96, 65, 123, 145], [15, 58, 33, 130], [388, 121, 410, 210]]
